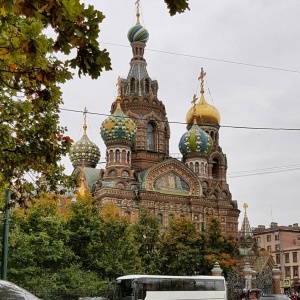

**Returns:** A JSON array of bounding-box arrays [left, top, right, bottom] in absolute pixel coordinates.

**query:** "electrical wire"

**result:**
[[60, 107, 300, 131], [101, 42, 300, 75]]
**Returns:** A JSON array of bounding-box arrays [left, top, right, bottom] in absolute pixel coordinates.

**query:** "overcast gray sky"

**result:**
[[59, 0, 300, 229]]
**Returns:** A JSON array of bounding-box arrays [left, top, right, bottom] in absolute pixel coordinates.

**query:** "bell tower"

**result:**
[[110, 1, 170, 171]]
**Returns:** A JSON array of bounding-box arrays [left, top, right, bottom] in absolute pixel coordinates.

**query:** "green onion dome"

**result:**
[[70, 131, 100, 168], [101, 97, 136, 145], [127, 23, 149, 43], [179, 121, 213, 156]]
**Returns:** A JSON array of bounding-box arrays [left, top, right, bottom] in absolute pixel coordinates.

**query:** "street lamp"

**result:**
[[1, 188, 11, 280]]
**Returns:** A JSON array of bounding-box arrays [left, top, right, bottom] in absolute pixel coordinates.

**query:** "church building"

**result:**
[[69, 4, 240, 237]]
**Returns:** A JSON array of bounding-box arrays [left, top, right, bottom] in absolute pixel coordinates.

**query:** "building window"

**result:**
[[256, 236, 261, 245], [275, 244, 280, 251], [275, 234, 279, 241], [267, 235, 271, 242], [267, 246, 271, 252], [285, 253, 290, 263], [293, 266, 299, 277], [195, 162, 199, 174], [130, 78, 135, 93], [276, 254, 280, 264], [285, 267, 291, 278], [147, 123, 155, 151], [293, 252, 298, 263], [115, 149, 120, 162]]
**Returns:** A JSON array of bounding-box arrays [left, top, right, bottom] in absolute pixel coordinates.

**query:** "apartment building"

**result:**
[[252, 222, 300, 294]]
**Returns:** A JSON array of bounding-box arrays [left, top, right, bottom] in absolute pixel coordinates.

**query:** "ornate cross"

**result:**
[[243, 203, 248, 213], [198, 67, 206, 95], [135, 0, 140, 24], [83, 107, 87, 134]]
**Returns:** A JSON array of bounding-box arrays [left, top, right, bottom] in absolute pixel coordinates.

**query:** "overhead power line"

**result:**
[[60, 107, 300, 131], [227, 164, 300, 178], [101, 42, 300, 75]]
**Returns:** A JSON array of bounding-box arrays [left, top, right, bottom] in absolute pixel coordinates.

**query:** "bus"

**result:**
[[113, 274, 227, 300]]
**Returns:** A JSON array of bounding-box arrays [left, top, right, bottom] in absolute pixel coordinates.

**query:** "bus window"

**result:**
[[215, 279, 225, 291], [145, 279, 159, 291], [160, 279, 171, 291], [205, 279, 215, 291], [183, 279, 194, 291], [195, 279, 206, 291], [172, 279, 183, 291]]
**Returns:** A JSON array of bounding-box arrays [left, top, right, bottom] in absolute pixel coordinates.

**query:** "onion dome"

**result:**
[[70, 109, 100, 168], [179, 118, 213, 156], [186, 94, 220, 125], [127, 4, 149, 43], [101, 96, 136, 145], [186, 68, 220, 126], [128, 24, 149, 43]]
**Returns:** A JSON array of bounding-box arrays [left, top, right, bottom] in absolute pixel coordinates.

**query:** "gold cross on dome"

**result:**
[[135, 0, 140, 24], [83, 107, 87, 134], [243, 203, 248, 213], [198, 67, 206, 95], [191, 94, 198, 108]]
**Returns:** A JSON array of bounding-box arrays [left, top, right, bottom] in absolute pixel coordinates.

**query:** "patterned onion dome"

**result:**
[[179, 122, 213, 156], [186, 94, 220, 126], [101, 97, 136, 145], [70, 133, 100, 168], [127, 23, 149, 43]]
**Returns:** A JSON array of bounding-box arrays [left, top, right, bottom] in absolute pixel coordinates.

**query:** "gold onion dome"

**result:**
[[100, 96, 136, 145], [186, 94, 220, 125], [186, 68, 220, 126], [70, 108, 100, 168]]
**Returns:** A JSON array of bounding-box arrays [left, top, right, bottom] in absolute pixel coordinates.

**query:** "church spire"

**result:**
[[240, 203, 253, 237], [83, 107, 87, 135], [135, 0, 141, 24]]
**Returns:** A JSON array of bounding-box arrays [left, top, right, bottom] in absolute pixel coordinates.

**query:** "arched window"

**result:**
[[147, 123, 155, 151], [145, 79, 150, 94], [130, 78, 135, 93], [201, 162, 205, 174], [127, 151, 130, 164], [212, 158, 220, 178], [115, 149, 120, 162], [195, 162, 199, 174]]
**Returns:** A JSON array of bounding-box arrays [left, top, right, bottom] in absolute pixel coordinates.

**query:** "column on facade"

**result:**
[[272, 264, 282, 294], [243, 262, 253, 290]]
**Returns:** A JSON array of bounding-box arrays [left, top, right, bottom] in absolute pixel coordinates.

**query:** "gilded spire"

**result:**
[[116, 76, 122, 109], [243, 202, 248, 214], [135, 0, 140, 24], [83, 107, 87, 135], [198, 67, 206, 95]]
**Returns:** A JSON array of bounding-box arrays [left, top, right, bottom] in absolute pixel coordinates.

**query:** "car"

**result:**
[[260, 294, 290, 300], [0, 280, 41, 299]]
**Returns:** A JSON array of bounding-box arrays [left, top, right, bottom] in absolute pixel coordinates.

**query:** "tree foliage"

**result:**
[[199, 217, 238, 276], [164, 0, 190, 16], [158, 216, 202, 275], [0, 0, 111, 201], [131, 205, 161, 274]]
